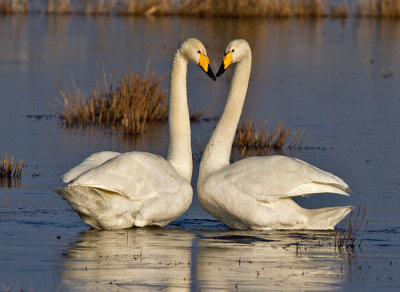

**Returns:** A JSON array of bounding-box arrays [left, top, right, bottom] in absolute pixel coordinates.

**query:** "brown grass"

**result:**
[[195, 119, 307, 160], [55, 71, 168, 135], [357, 0, 400, 18], [54, 70, 206, 135], [234, 119, 307, 152], [335, 205, 369, 250], [293, 0, 328, 17], [0, 153, 23, 179], [45, 0, 72, 14], [0, 0, 28, 14], [1, 0, 399, 18]]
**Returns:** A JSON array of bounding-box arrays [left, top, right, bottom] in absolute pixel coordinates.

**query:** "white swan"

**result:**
[[197, 39, 351, 230], [57, 38, 216, 230]]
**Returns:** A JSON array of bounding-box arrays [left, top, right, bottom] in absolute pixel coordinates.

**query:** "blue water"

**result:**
[[0, 14, 399, 291]]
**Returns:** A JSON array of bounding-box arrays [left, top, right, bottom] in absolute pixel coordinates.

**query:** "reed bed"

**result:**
[[335, 205, 369, 250], [195, 119, 307, 160], [0, 153, 23, 179], [0, 0, 28, 14], [1, 0, 399, 18], [55, 70, 206, 134], [56, 71, 168, 135], [234, 119, 307, 155], [357, 0, 400, 18]]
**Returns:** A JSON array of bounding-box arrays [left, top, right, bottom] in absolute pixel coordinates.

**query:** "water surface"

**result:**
[[0, 15, 399, 291]]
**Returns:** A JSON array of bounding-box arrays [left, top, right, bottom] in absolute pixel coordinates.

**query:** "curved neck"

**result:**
[[167, 50, 192, 182], [199, 54, 251, 182]]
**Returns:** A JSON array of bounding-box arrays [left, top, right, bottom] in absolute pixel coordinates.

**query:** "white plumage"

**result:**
[[197, 39, 351, 230], [57, 38, 216, 230]]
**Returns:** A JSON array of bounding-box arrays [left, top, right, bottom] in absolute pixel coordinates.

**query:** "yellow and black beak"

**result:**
[[199, 53, 216, 81], [216, 50, 233, 77]]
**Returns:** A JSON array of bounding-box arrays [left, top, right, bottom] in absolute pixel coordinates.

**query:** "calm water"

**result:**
[[0, 15, 400, 291]]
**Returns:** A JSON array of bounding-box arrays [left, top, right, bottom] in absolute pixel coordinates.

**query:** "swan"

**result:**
[[197, 39, 352, 230], [57, 38, 216, 230]]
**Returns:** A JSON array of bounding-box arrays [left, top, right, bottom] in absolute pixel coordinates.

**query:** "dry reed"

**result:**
[[0, 153, 23, 179], [55, 70, 206, 135], [1, 0, 399, 18], [293, 0, 328, 17], [45, 0, 72, 14], [357, 0, 400, 18], [335, 205, 369, 250], [56, 71, 168, 135], [234, 119, 307, 153], [0, 0, 28, 14], [195, 119, 307, 160]]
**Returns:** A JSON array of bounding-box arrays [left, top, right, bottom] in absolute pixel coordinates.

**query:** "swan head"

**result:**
[[216, 39, 251, 77], [179, 38, 216, 81]]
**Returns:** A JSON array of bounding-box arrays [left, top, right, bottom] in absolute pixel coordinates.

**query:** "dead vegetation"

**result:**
[[0, 0, 28, 14], [335, 205, 369, 250], [54, 70, 206, 135], [55, 71, 168, 135], [0, 153, 23, 179], [357, 0, 400, 18], [195, 119, 307, 160], [1, 0, 400, 18], [234, 119, 307, 157]]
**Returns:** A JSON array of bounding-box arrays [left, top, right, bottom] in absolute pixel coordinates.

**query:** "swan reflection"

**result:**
[[194, 229, 347, 291], [60, 228, 194, 291], [60, 226, 347, 291]]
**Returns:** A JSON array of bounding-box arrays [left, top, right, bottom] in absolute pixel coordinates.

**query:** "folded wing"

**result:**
[[66, 152, 187, 202], [208, 155, 350, 203]]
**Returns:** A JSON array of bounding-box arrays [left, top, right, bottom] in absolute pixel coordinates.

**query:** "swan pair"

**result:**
[[57, 38, 351, 230]]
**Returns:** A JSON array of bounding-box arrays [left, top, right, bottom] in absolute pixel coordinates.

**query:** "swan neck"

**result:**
[[199, 55, 251, 181], [167, 50, 192, 182]]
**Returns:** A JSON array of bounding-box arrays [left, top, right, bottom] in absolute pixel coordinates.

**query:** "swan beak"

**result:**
[[199, 53, 216, 81], [216, 50, 233, 77]]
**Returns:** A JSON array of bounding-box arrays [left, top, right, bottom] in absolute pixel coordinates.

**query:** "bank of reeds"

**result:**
[[0, 0, 28, 14], [335, 205, 369, 250], [1, 0, 399, 19], [357, 0, 400, 18], [56, 71, 168, 135], [195, 119, 307, 160], [0, 153, 23, 179], [234, 119, 307, 155]]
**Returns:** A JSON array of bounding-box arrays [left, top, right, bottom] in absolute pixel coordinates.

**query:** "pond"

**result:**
[[0, 14, 399, 291]]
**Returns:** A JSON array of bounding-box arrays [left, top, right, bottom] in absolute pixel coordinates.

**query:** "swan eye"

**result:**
[[232, 49, 235, 52], [198, 50, 201, 54]]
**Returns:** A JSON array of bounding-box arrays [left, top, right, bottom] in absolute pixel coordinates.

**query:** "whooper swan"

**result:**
[[57, 38, 216, 230], [197, 39, 351, 230]]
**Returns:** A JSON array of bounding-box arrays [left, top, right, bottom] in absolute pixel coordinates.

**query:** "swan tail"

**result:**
[[56, 186, 138, 229], [306, 206, 352, 230]]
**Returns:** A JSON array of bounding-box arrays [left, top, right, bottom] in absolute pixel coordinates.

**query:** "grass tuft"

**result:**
[[335, 205, 369, 250], [0, 153, 23, 179], [55, 71, 168, 135], [234, 119, 307, 156], [195, 119, 308, 160], [54, 70, 207, 135]]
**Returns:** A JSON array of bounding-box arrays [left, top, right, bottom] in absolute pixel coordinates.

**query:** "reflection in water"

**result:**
[[60, 226, 350, 291], [60, 228, 194, 291], [195, 229, 347, 291]]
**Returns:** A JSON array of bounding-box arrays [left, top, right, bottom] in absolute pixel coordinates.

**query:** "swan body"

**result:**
[[197, 39, 351, 230], [57, 38, 216, 230]]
